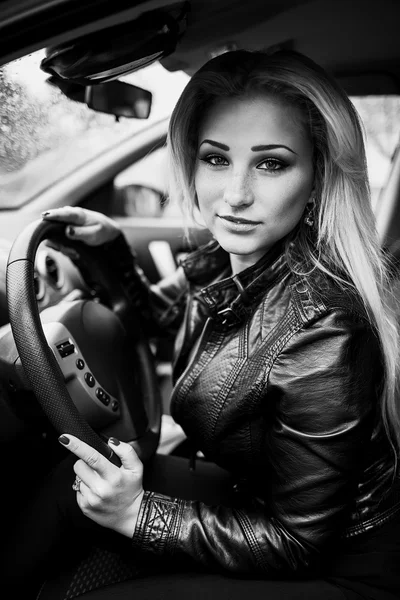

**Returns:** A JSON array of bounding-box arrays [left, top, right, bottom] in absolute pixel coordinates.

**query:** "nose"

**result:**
[[222, 170, 254, 208]]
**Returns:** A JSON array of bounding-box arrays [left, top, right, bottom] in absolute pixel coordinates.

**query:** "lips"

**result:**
[[218, 214, 261, 225], [217, 214, 261, 233]]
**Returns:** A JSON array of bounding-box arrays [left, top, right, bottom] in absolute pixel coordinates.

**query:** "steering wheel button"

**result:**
[[84, 372, 95, 387], [76, 358, 85, 370], [57, 340, 75, 358], [96, 388, 110, 405], [111, 400, 119, 412]]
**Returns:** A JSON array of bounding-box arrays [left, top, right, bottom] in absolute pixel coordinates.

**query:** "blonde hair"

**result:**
[[167, 49, 400, 452]]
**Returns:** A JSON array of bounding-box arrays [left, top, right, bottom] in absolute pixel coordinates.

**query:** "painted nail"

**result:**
[[67, 226, 75, 236], [58, 435, 70, 446], [42, 211, 50, 217], [108, 437, 120, 446]]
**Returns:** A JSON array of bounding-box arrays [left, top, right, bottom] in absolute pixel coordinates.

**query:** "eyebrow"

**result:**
[[252, 144, 297, 155], [199, 139, 297, 155], [199, 139, 229, 151]]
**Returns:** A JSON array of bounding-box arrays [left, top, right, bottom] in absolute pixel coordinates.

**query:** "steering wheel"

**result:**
[[6, 219, 161, 466]]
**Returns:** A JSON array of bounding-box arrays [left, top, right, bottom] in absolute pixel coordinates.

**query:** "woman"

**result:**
[[10, 50, 400, 599]]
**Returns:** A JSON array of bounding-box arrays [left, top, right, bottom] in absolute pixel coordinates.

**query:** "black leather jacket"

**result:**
[[109, 234, 399, 577]]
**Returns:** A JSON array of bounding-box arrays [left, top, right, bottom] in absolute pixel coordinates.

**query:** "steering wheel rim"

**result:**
[[6, 218, 161, 465]]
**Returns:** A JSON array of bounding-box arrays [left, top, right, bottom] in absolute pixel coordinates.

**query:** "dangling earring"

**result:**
[[304, 198, 315, 227]]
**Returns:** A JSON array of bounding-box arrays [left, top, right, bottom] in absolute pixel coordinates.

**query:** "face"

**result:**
[[194, 94, 315, 274]]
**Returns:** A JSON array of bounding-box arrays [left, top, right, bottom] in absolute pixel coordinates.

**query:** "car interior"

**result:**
[[1, 0, 400, 597]]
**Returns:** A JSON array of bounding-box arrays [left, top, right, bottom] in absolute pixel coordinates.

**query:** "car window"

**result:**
[[0, 50, 189, 210], [350, 96, 400, 210]]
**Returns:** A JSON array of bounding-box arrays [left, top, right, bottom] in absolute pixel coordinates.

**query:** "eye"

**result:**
[[200, 154, 229, 167], [257, 158, 286, 172]]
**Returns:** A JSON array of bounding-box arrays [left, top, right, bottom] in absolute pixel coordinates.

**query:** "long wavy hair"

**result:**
[[167, 49, 400, 453]]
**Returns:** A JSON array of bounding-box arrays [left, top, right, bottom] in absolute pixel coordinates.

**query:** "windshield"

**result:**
[[0, 50, 189, 210]]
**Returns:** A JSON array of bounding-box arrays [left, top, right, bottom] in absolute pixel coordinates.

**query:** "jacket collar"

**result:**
[[180, 238, 290, 327]]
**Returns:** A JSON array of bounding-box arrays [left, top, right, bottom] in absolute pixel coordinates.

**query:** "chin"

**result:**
[[217, 241, 269, 264], [215, 232, 268, 256]]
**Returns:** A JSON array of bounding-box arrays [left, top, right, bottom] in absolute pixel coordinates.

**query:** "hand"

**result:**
[[42, 206, 121, 246], [58, 434, 144, 538]]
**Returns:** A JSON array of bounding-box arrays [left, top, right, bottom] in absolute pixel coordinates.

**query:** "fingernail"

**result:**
[[108, 437, 120, 446], [67, 226, 75, 236], [58, 435, 70, 446], [42, 211, 50, 217]]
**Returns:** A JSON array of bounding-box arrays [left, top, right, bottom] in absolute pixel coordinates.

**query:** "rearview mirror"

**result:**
[[47, 77, 152, 119], [85, 81, 152, 119]]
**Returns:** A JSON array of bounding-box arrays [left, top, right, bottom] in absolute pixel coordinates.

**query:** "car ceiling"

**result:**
[[0, 0, 400, 94], [163, 0, 400, 84]]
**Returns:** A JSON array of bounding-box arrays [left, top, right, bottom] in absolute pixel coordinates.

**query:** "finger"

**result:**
[[58, 434, 115, 478], [77, 480, 89, 497], [45, 240, 61, 252], [73, 459, 100, 489], [108, 438, 143, 473], [65, 223, 104, 246], [75, 480, 90, 516], [72, 473, 89, 496], [41, 207, 87, 225]]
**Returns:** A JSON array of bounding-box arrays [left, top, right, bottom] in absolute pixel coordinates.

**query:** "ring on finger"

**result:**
[[72, 476, 82, 493]]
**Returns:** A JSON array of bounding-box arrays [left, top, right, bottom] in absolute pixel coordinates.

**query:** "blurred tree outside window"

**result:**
[[0, 51, 189, 209]]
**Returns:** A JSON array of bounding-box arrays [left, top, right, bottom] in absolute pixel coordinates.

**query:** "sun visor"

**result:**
[[40, 2, 189, 85]]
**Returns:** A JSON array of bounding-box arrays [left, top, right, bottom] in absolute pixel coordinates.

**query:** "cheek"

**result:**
[[267, 176, 312, 223], [194, 172, 216, 215], [197, 196, 215, 231]]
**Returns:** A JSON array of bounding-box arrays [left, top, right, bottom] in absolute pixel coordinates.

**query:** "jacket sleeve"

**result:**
[[131, 309, 384, 576], [101, 233, 188, 338]]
